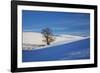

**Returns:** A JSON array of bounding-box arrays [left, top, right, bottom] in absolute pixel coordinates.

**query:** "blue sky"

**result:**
[[22, 10, 90, 36]]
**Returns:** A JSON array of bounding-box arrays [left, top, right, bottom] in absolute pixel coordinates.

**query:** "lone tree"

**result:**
[[41, 28, 55, 45]]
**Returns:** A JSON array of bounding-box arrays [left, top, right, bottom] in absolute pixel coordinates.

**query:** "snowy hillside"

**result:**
[[22, 38, 90, 62], [23, 32, 88, 50]]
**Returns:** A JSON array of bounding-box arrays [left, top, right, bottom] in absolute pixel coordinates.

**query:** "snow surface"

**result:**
[[22, 38, 90, 62], [23, 32, 88, 50]]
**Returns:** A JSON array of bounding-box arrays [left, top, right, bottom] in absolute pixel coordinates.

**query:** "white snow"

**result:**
[[23, 32, 45, 45], [22, 32, 88, 50]]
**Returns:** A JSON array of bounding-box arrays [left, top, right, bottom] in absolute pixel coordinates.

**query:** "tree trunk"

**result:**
[[47, 42, 50, 45], [46, 37, 50, 45]]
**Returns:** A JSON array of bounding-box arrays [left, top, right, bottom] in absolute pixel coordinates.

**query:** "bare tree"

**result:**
[[41, 28, 55, 45]]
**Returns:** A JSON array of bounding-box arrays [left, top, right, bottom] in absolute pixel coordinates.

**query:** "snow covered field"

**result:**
[[23, 32, 88, 50], [22, 38, 90, 62]]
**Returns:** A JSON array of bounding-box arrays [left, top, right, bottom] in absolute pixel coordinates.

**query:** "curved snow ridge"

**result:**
[[22, 32, 89, 50], [30, 37, 89, 50]]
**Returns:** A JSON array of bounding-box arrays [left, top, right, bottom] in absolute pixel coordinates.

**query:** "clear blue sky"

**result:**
[[22, 10, 90, 36]]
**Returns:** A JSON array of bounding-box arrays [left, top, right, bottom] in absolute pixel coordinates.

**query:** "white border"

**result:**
[[17, 5, 94, 68]]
